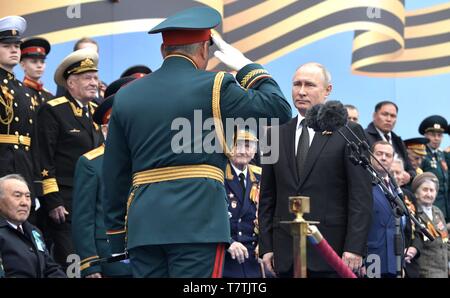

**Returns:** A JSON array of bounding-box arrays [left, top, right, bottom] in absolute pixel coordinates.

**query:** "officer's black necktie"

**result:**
[[17, 225, 24, 234], [296, 119, 310, 176], [384, 133, 391, 143], [238, 173, 246, 196], [82, 105, 89, 118]]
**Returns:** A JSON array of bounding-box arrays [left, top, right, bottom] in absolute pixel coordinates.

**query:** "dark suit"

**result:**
[[72, 145, 131, 277], [223, 163, 262, 278], [365, 122, 415, 180], [36, 93, 104, 267], [259, 117, 373, 275], [0, 216, 66, 278]]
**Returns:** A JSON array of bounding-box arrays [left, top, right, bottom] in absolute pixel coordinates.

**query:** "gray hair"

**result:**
[[0, 174, 28, 199], [392, 156, 404, 169], [164, 42, 203, 56]]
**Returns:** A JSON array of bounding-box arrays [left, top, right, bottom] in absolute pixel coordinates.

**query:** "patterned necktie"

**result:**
[[384, 133, 391, 143], [296, 119, 310, 176]]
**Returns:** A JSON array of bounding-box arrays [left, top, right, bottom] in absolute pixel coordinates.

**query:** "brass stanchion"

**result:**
[[281, 196, 319, 278]]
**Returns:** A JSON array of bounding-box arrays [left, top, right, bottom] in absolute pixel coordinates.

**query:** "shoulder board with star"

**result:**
[[83, 145, 105, 160], [47, 96, 69, 107], [248, 164, 262, 175]]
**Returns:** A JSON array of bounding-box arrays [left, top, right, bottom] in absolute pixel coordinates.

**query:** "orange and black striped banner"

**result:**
[[2, 0, 449, 77]]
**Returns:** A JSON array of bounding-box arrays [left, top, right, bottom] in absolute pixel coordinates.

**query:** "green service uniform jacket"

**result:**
[[72, 145, 130, 277], [422, 147, 449, 221], [36, 93, 104, 215], [103, 55, 292, 253]]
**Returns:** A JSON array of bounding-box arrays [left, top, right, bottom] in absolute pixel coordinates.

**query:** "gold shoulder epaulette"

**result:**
[[83, 145, 105, 160], [248, 164, 262, 175], [47, 97, 68, 107]]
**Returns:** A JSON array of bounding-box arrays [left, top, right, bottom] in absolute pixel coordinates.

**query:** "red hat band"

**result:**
[[162, 29, 211, 46]]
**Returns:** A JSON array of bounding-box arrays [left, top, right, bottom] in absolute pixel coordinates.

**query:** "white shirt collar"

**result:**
[[6, 220, 20, 230], [231, 163, 248, 179], [375, 126, 391, 140], [74, 99, 87, 109], [421, 205, 433, 220]]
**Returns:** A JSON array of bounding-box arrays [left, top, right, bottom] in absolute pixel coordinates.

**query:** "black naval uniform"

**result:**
[[36, 92, 104, 268], [0, 68, 40, 215]]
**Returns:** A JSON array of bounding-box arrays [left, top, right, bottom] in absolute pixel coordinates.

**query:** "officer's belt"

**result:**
[[133, 164, 224, 186], [0, 134, 31, 146]]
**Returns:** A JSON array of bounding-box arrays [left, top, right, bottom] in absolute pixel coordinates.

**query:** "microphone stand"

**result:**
[[335, 127, 435, 278]]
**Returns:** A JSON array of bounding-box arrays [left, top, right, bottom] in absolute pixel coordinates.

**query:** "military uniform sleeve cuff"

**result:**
[[80, 255, 101, 277], [106, 230, 126, 254], [236, 63, 272, 89], [42, 178, 59, 195]]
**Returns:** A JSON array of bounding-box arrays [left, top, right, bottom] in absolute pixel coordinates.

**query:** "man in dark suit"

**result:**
[[364, 101, 415, 184], [36, 48, 104, 269], [102, 6, 291, 278], [0, 174, 65, 277], [259, 62, 373, 277]]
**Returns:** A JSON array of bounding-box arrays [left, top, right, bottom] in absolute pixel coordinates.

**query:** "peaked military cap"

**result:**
[[0, 16, 26, 44], [148, 6, 221, 46], [54, 48, 98, 87], [404, 137, 429, 156], [93, 76, 136, 125], [20, 37, 51, 60], [120, 65, 152, 78], [418, 115, 448, 135]]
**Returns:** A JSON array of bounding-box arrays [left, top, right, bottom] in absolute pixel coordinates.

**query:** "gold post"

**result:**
[[281, 196, 318, 278]]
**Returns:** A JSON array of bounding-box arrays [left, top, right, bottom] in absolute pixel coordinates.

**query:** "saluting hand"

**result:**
[[227, 241, 249, 264], [49, 206, 69, 224], [212, 34, 252, 71]]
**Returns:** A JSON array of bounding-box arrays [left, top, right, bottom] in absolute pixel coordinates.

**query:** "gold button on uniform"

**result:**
[[10, 89, 14, 94], [14, 145, 19, 149], [25, 93, 30, 97], [14, 116, 19, 122], [238, 231, 242, 236], [18, 82, 22, 87], [3, 79, 7, 84], [25, 146, 29, 151], [14, 102, 18, 107], [29, 119, 33, 124], [14, 131, 19, 135]]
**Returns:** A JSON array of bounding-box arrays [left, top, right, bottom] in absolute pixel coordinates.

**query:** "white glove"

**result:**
[[212, 34, 252, 71]]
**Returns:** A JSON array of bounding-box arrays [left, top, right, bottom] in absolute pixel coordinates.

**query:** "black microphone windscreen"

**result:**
[[317, 100, 348, 132], [304, 103, 324, 131]]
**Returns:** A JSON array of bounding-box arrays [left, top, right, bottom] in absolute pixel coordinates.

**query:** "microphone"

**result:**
[[316, 100, 348, 132], [304, 103, 324, 132]]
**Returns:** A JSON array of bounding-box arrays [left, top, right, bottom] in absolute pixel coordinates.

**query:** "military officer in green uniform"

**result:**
[[102, 6, 292, 278], [20, 37, 54, 105], [0, 16, 41, 224], [72, 77, 135, 278], [419, 115, 449, 222], [36, 48, 104, 268]]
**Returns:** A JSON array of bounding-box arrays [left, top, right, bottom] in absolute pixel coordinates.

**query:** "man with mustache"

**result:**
[[35, 49, 104, 269], [0, 174, 65, 277]]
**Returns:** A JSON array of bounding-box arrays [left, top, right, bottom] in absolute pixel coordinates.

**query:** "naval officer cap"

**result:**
[[120, 65, 152, 78], [0, 16, 26, 44], [54, 48, 98, 87], [236, 129, 258, 142], [148, 6, 221, 46]]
